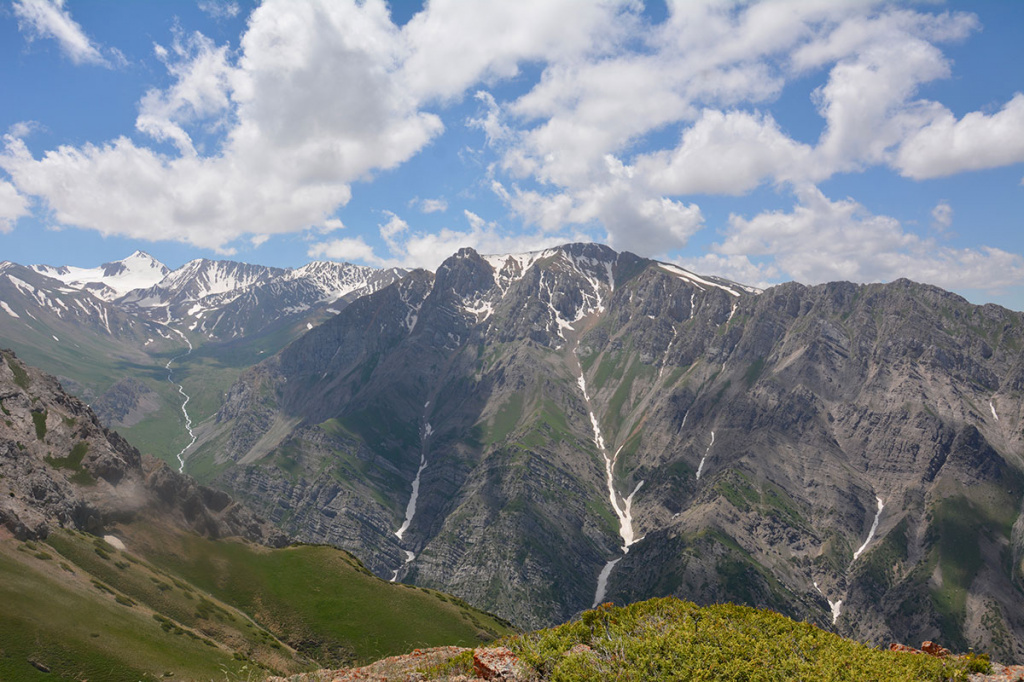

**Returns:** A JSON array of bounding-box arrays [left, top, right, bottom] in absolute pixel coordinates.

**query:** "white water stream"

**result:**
[[852, 496, 885, 561], [164, 331, 196, 473], [695, 431, 714, 480]]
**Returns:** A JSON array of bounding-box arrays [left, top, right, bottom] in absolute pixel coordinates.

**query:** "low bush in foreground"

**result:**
[[502, 598, 987, 681]]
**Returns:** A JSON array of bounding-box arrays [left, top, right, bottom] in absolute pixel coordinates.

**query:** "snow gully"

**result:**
[[814, 581, 843, 625], [695, 431, 714, 480], [821, 495, 885, 624], [575, 349, 644, 608], [392, 403, 432, 581], [395, 408, 432, 541], [852, 496, 885, 561], [394, 452, 427, 542]]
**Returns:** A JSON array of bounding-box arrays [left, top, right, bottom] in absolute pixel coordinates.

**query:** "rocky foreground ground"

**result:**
[[270, 642, 1021, 682]]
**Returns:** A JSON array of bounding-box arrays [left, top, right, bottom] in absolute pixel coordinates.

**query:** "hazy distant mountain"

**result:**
[[0, 253, 406, 461], [119, 258, 406, 340], [198, 243, 1024, 662]]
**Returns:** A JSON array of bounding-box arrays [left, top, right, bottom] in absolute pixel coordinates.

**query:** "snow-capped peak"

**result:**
[[31, 251, 170, 301]]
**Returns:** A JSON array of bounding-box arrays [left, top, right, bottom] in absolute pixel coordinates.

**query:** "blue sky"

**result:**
[[1, 0, 1023, 310]]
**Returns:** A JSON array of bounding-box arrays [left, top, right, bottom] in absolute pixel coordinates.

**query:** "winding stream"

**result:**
[[165, 331, 196, 474]]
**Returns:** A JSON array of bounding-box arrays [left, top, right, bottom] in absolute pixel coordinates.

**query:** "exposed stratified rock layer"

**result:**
[[198, 244, 1024, 660]]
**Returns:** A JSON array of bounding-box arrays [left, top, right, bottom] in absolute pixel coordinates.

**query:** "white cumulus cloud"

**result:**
[[896, 93, 1024, 179], [418, 198, 448, 214], [0, 179, 31, 233], [713, 185, 1024, 291], [2, 0, 444, 253], [638, 109, 814, 195], [308, 236, 383, 266], [13, 0, 107, 66], [931, 201, 953, 232], [4, 0, 1023, 286]]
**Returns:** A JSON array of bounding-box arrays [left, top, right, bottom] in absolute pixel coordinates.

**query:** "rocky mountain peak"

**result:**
[[434, 247, 495, 301]]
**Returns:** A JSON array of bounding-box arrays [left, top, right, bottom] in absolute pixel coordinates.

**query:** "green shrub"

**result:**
[[69, 469, 97, 486], [503, 598, 984, 682], [4, 353, 30, 389], [32, 410, 47, 440]]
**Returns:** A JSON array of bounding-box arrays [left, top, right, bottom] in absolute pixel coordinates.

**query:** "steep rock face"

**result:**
[[0, 349, 285, 547], [90, 377, 161, 428], [202, 244, 1024, 658]]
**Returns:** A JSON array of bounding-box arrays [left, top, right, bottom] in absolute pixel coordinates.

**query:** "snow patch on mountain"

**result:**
[[593, 558, 621, 607], [157, 259, 276, 300], [852, 497, 885, 561], [482, 249, 559, 294], [395, 408, 434, 542], [576, 367, 642, 551], [695, 431, 714, 480], [31, 251, 169, 301], [814, 581, 843, 624], [655, 261, 761, 296]]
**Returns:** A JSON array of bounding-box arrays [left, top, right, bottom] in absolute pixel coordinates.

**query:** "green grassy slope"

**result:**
[[119, 520, 510, 664], [0, 521, 511, 681], [1, 536, 252, 681]]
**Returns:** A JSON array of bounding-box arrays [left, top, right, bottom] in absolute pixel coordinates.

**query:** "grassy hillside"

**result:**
[[0, 520, 511, 681], [117, 519, 511, 664], [0, 533, 254, 681]]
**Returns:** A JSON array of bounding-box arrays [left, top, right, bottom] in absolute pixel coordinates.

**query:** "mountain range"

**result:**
[[2, 243, 1023, 663], [0, 251, 405, 461]]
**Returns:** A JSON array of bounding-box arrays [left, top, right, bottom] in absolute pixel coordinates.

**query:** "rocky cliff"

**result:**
[[194, 244, 1024, 660], [0, 349, 285, 546]]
